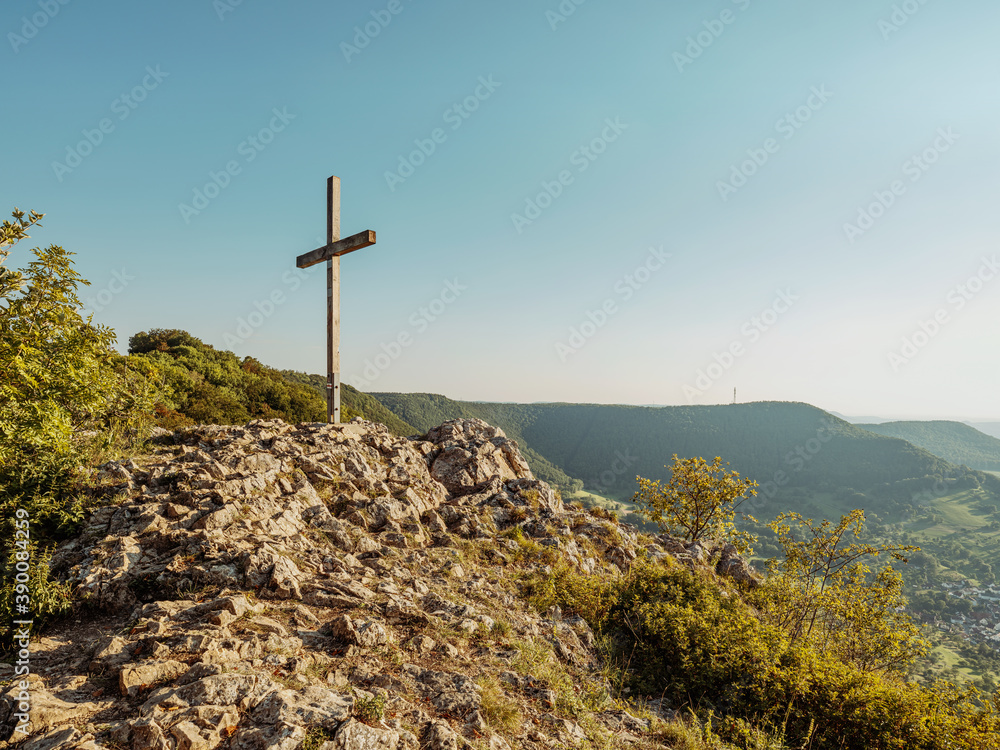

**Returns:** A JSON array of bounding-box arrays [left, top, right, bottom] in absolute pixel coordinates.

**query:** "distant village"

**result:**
[[916, 580, 1000, 647]]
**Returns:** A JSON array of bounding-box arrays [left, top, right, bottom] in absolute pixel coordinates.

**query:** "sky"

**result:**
[[3, 0, 999, 421]]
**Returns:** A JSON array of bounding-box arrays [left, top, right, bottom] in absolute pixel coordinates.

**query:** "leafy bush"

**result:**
[[129, 329, 326, 426], [609, 560, 787, 707], [1, 209, 158, 634], [353, 692, 387, 725], [632, 455, 758, 554], [521, 543, 1000, 749], [760, 510, 926, 673]]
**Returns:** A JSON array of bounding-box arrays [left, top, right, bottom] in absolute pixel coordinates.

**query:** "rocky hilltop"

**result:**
[[0, 418, 755, 750]]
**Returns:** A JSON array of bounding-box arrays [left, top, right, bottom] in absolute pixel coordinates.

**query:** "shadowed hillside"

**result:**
[[858, 421, 1000, 471]]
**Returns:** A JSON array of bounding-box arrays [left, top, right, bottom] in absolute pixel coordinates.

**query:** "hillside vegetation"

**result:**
[[370, 393, 999, 505], [126, 330, 416, 436], [860, 420, 1000, 471]]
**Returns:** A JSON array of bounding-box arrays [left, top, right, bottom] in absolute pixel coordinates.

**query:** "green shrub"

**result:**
[[524, 548, 1000, 749], [1, 209, 159, 639], [632, 455, 758, 554], [129, 329, 326, 426], [521, 558, 614, 624], [353, 692, 387, 725], [300, 726, 337, 750], [609, 561, 787, 707]]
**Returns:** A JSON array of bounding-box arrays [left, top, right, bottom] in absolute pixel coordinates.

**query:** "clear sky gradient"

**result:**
[[4, 0, 998, 420]]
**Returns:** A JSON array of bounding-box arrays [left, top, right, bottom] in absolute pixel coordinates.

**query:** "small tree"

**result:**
[[1, 208, 158, 630], [631, 455, 758, 554], [763, 509, 926, 672]]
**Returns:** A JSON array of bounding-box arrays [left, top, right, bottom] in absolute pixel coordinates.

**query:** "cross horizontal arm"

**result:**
[[296, 229, 376, 269]]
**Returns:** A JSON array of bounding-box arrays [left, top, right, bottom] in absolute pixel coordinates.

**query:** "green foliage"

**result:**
[[1, 212, 156, 491], [755, 652, 1000, 750], [761, 510, 926, 673], [632, 455, 758, 553], [1, 209, 158, 635], [300, 726, 337, 750], [129, 329, 326, 426], [610, 560, 787, 706], [523, 531, 1000, 749], [0, 542, 72, 629], [353, 692, 387, 725]]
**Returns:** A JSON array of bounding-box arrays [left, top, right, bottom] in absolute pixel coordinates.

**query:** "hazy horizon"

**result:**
[[5, 0, 998, 420]]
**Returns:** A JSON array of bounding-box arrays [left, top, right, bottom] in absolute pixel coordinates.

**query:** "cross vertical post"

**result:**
[[327, 177, 341, 424], [295, 176, 376, 425]]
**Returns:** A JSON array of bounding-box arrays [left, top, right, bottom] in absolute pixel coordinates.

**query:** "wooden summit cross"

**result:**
[[295, 176, 376, 423]]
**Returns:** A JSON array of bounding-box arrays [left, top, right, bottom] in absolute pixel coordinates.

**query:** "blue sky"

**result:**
[[4, 0, 999, 420]]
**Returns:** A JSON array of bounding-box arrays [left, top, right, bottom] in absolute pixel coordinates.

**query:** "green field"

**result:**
[[905, 489, 999, 538]]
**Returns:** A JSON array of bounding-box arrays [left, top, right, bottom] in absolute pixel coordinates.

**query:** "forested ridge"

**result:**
[[370, 392, 1000, 505], [859, 420, 1000, 471]]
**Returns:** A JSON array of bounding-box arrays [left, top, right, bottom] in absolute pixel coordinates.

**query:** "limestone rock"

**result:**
[[332, 718, 400, 750], [0, 681, 98, 740], [330, 614, 388, 649], [119, 659, 189, 697], [423, 722, 458, 750], [425, 419, 533, 494]]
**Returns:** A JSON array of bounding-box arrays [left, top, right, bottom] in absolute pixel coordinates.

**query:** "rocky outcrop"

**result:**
[[0, 417, 756, 750]]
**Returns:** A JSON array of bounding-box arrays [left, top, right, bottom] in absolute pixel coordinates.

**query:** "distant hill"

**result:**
[[831, 411, 896, 424], [370, 393, 997, 510], [280, 372, 418, 437], [859, 421, 1000, 472], [970, 422, 1000, 441]]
